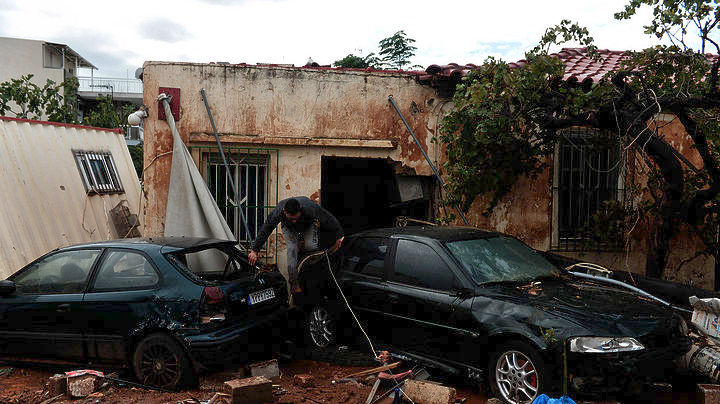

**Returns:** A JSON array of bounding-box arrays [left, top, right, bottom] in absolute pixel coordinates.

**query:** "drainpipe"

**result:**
[[388, 95, 470, 226]]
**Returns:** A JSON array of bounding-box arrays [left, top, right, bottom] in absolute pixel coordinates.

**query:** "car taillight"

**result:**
[[203, 286, 225, 304]]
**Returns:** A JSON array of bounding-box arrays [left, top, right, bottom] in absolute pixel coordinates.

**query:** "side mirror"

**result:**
[[0, 280, 16, 296]]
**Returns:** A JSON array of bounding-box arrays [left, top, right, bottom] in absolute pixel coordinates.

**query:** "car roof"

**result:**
[[352, 226, 501, 242], [57, 237, 236, 252]]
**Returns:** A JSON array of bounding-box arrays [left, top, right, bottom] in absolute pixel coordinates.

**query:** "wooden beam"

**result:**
[[189, 133, 397, 149]]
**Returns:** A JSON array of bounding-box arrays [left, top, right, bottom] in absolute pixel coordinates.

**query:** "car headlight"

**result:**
[[569, 337, 645, 353]]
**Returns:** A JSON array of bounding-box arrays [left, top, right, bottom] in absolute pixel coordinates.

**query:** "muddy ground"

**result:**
[[0, 359, 488, 404], [0, 357, 706, 404]]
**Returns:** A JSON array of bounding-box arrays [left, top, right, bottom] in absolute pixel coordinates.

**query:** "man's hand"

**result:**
[[331, 236, 344, 253], [248, 250, 259, 266]]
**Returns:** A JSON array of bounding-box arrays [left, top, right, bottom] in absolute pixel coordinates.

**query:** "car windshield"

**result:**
[[445, 236, 561, 284]]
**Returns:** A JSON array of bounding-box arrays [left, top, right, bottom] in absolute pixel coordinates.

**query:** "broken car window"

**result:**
[[167, 246, 250, 281], [92, 250, 159, 290], [446, 237, 560, 284], [392, 240, 454, 291], [12, 249, 101, 294]]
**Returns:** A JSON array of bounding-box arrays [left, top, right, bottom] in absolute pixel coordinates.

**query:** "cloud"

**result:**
[[138, 18, 191, 43]]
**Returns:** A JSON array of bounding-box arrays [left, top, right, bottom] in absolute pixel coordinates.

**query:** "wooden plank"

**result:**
[[189, 133, 397, 149], [342, 362, 401, 379], [365, 378, 382, 404]]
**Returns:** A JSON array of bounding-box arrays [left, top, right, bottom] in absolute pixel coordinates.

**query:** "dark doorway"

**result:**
[[321, 157, 432, 238]]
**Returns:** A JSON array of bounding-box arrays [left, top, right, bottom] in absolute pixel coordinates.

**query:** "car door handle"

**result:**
[[56, 304, 71, 313]]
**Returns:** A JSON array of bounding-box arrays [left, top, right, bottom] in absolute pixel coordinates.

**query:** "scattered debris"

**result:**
[[47, 374, 67, 396], [224, 376, 273, 404], [365, 378, 381, 404], [67, 374, 98, 398], [247, 359, 280, 381], [0, 367, 13, 377], [337, 361, 401, 381], [207, 392, 231, 404], [38, 393, 64, 404], [697, 384, 720, 404], [292, 374, 315, 387], [403, 379, 457, 404]]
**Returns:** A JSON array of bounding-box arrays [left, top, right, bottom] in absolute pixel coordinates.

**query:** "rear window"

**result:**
[[167, 246, 252, 282]]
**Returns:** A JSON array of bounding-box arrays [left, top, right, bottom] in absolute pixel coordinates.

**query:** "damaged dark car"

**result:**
[[297, 227, 689, 404], [0, 238, 289, 389]]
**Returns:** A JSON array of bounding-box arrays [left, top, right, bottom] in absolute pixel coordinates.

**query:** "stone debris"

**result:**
[[403, 379, 456, 404], [67, 374, 98, 398], [292, 374, 315, 388], [224, 376, 274, 404], [248, 359, 280, 381]]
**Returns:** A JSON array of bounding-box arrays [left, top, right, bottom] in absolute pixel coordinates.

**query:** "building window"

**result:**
[[74, 151, 124, 194], [43, 44, 63, 69], [552, 127, 623, 251], [204, 152, 270, 245]]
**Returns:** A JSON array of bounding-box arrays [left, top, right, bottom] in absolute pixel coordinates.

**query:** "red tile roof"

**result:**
[[421, 47, 631, 85]]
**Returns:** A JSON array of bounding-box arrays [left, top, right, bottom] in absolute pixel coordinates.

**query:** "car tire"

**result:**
[[303, 304, 377, 366], [488, 340, 547, 404], [132, 333, 196, 390]]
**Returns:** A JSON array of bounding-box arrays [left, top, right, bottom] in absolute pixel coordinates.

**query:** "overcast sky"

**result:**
[[0, 0, 680, 78]]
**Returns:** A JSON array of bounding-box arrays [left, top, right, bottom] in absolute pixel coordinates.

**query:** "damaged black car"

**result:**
[[297, 226, 689, 404], [0, 238, 289, 389]]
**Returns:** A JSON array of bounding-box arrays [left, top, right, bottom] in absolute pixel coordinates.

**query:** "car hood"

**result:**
[[475, 276, 675, 339]]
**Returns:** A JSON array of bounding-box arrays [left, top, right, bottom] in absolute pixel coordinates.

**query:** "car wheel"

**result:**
[[489, 340, 546, 404], [132, 333, 196, 390], [307, 305, 336, 349]]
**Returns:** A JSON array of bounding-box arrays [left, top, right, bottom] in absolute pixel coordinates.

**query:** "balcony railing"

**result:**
[[77, 77, 143, 94]]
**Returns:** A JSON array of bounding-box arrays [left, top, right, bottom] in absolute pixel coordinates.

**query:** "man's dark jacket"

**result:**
[[251, 196, 343, 252]]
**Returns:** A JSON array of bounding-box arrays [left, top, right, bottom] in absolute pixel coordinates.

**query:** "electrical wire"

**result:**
[[324, 251, 378, 358]]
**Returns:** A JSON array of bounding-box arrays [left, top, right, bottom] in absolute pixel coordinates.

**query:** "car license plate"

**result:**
[[248, 288, 275, 305]]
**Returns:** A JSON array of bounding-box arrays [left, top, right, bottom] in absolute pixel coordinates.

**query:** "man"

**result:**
[[248, 196, 344, 293]]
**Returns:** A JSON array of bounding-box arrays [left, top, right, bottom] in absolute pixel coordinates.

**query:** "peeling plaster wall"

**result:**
[[453, 114, 716, 289], [141, 62, 442, 280]]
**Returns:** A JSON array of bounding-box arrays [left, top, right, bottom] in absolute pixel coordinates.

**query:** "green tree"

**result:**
[[333, 53, 379, 68], [439, 7, 720, 283], [0, 74, 78, 123], [378, 30, 418, 70]]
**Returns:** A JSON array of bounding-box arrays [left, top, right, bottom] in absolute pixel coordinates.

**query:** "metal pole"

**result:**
[[387, 95, 470, 226], [200, 89, 253, 245]]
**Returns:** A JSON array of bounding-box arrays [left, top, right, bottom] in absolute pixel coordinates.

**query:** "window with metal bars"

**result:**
[[205, 152, 269, 246], [74, 151, 124, 194], [552, 128, 623, 251]]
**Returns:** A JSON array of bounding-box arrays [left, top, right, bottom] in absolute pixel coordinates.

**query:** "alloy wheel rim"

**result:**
[[309, 306, 335, 348], [139, 342, 181, 388], [495, 350, 538, 404]]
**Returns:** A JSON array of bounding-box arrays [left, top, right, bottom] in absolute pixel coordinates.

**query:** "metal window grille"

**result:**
[[192, 146, 279, 258], [553, 127, 623, 251], [74, 151, 124, 194]]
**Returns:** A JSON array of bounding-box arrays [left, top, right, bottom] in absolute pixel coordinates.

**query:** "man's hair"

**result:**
[[284, 198, 301, 215]]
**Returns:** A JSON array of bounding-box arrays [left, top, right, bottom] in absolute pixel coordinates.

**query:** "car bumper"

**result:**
[[566, 336, 691, 392], [181, 306, 290, 365]]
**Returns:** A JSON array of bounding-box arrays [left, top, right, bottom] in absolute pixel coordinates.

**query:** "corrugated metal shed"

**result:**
[[0, 117, 142, 277]]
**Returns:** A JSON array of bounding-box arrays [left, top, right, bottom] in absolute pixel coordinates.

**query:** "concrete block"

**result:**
[[403, 379, 456, 404], [248, 359, 280, 381], [224, 376, 274, 404], [47, 374, 67, 396], [293, 374, 315, 387], [67, 374, 97, 398], [698, 383, 720, 404]]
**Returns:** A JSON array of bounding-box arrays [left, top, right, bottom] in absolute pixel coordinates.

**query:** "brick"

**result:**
[[292, 374, 315, 387], [224, 376, 274, 404], [67, 374, 97, 398], [248, 359, 280, 381], [698, 383, 720, 404], [403, 379, 456, 404], [47, 374, 67, 396]]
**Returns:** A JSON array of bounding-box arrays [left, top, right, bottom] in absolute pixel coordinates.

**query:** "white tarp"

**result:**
[[161, 96, 235, 242]]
